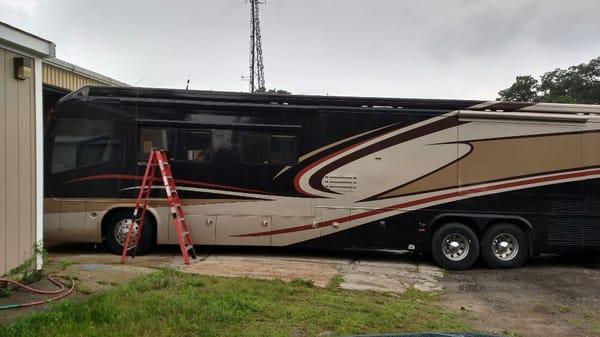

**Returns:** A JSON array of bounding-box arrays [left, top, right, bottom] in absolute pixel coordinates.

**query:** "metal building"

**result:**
[[42, 58, 128, 129], [0, 22, 53, 275], [0, 21, 125, 275]]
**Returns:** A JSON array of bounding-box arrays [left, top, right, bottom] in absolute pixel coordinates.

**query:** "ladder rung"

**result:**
[[182, 231, 189, 236], [126, 245, 137, 251], [186, 245, 194, 251]]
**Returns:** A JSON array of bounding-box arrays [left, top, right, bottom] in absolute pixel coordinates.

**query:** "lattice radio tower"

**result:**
[[248, 0, 266, 92]]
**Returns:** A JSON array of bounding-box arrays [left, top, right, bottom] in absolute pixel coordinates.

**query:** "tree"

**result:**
[[255, 88, 291, 95], [498, 57, 600, 104], [497, 75, 538, 102]]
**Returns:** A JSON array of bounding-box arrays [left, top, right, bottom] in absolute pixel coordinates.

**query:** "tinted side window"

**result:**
[[51, 119, 113, 173], [178, 130, 212, 163], [139, 128, 175, 159], [240, 132, 270, 164], [240, 131, 298, 165], [77, 136, 112, 167], [270, 135, 297, 165]]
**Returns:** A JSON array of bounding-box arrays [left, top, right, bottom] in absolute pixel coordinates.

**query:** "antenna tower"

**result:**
[[248, 0, 266, 92]]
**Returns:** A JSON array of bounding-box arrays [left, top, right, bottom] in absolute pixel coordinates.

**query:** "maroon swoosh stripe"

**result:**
[[234, 168, 600, 237], [307, 117, 461, 194], [292, 122, 408, 196], [360, 142, 474, 202], [293, 139, 370, 196], [67, 174, 270, 195]]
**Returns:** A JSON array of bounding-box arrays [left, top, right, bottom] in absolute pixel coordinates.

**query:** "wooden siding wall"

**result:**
[[0, 47, 37, 276], [42, 63, 106, 91]]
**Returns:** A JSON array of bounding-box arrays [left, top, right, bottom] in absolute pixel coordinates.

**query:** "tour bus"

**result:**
[[44, 86, 600, 270]]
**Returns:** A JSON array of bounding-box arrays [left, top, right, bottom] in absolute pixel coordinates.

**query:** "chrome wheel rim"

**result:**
[[442, 233, 470, 261], [492, 233, 519, 261], [114, 219, 137, 246]]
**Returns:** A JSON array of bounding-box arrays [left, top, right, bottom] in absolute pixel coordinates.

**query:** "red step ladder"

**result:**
[[120, 148, 197, 264]]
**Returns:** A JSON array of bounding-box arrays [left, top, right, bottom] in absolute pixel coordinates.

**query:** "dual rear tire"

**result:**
[[432, 222, 528, 270]]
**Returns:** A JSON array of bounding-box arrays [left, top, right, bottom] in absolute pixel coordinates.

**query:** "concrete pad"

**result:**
[[71, 263, 154, 290], [180, 253, 444, 292], [338, 260, 443, 292], [181, 255, 340, 287], [45, 244, 445, 294]]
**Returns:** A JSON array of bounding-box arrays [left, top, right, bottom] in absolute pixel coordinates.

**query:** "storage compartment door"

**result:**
[[216, 215, 271, 246], [271, 215, 318, 246], [187, 215, 216, 245]]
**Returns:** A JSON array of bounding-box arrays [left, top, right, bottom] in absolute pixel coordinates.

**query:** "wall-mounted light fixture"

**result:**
[[14, 57, 32, 80]]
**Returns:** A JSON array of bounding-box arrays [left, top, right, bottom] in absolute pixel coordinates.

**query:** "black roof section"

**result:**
[[70, 86, 486, 111]]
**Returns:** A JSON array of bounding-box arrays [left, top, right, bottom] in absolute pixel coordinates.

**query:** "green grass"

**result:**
[[289, 278, 315, 288], [326, 274, 344, 290], [502, 330, 523, 337], [585, 312, 600, 334], [0, 269, 469, 337], [0, 285, 11, 297], [57, 258, 72, 271], [556, 304, 572, 313]]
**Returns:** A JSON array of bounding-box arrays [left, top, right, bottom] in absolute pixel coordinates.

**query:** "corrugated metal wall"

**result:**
[[0, 47, 37, 276], [42, 63, 105, 91]]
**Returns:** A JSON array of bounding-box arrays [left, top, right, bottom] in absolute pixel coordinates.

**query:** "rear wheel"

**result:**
[[431, 222, 480, 270], [104, 210, 154, 255], [481, 223, 528, 269]]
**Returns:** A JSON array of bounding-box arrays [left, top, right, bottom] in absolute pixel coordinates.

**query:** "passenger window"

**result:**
[[178, 130, 212, 163], [139, 128, 175, 159], [240, 132, 270, 164], [77, 136, 112, 168], [270, 135, 297, 165], [240, 131, 298, 165], [51, 119, 113, 173]]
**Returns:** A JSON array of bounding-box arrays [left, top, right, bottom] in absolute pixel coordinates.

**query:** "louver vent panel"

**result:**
[[547, 216, 583, 247], [583, 200, 600, 215], [551, 200, 580, 214], [324, 174, 357, 192], [582, 218, 600, 248]]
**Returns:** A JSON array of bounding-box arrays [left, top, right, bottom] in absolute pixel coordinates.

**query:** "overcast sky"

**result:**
[[1, 0, 599, 99]]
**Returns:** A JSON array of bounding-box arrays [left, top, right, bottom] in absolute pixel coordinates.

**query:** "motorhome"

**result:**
[[45, 86, 600, 269]]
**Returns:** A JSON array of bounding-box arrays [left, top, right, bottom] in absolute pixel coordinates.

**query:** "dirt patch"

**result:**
[[66, 263, 154, 294], [0, 247, 160, 325], [441, 255, 600, 337]]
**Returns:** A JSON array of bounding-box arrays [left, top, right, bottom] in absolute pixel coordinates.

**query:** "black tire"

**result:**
[[481, 223, 528, 269], [432, 222, 480, 270], [104, 209, 154, 255]]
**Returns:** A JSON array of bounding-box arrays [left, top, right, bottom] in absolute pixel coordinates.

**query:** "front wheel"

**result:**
[[104, 210, 154, 255], [431, 222, 480, 270], [481, 223, 528, 269]]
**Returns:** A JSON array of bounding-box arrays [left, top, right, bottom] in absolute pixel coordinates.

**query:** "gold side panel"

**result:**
[[380, 132, 589, 199]]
